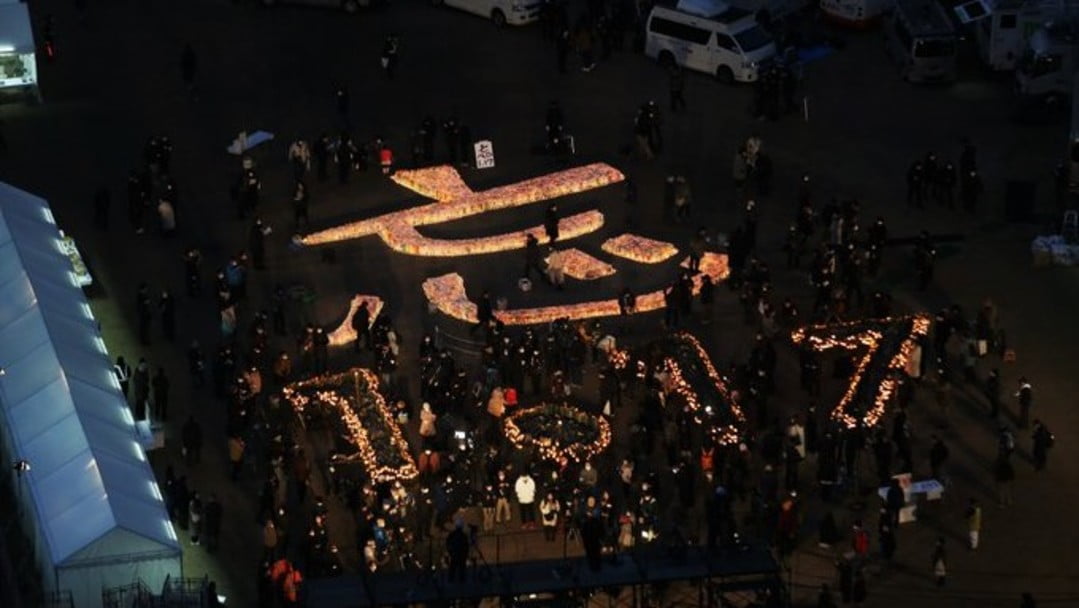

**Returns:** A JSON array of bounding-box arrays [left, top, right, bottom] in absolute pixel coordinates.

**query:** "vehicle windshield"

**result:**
[[734, 26, 772, 53], [913, 37, 955, 58]]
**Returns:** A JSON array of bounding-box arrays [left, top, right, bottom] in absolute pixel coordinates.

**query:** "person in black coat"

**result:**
[[181, 415, 202, 465], [472, 291, 494, 336], [159, 290, 176, 342], [173, 476, 190, 530], [837, 559, 853, 603], [524, 233, 545, 280], [1032, 420, 1053, 471], [818, 510, 839, 548], [581, 509, 604, 571], [204, 494, 223, 553], [816, 584, 836, 608], [314, 133, 330, 181], [133, 358, 150, 421], [446, 520, 470, 583], [335, 85, 349, 120], [250, 218, 267, 270], [878, 508, 896, 561], [443, 116, 460, 163], [961, 169, 983, 212], [544, 203, 560, 243], [421, 116, 437, 162], [151, 367, 170, 422], [114, 356, 132, 400], [351, 301, 371, 353], [313, 327, 329, 374]]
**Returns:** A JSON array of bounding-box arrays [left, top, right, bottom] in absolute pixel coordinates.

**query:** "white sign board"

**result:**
[[474, 140, 495, 169]]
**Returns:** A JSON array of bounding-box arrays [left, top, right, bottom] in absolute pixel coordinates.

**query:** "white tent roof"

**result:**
[[0, 181, 180, 567], [0, 3, 34, 55]]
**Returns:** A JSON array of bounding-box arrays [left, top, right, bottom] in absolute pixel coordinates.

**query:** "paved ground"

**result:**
[[2, 0, 1079, 606]]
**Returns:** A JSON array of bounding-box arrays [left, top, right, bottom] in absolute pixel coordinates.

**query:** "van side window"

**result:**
[[998, 14, 1017, 28], [715, 33, 736, 51], [649, 16, 713, 45]]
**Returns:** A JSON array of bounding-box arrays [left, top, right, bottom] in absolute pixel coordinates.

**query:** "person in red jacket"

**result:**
[[851, 520, 869, 560], [378, 140, 394, 175], [777, 495, 799, 551]]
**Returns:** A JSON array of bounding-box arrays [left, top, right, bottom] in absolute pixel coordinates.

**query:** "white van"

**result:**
[[645, 0, 777, 83], [959, 0, 1077, 71], [259, 0, 376, 13], [433, 0, 542, 26], [883, 0, 958, 82]]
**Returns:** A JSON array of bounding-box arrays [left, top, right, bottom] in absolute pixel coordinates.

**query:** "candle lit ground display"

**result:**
[[791, 314, 932, 429], [559, 248, 616, 280], [301, 163, 624, 249], [651, 332, 746, 445], [377, 210, 605, 257], [601, 233, 679, 264], [282, 368, 418, 482], [327, 294, 385, 347], [503, 403, 611, 463], [422, 252, 729, 326]]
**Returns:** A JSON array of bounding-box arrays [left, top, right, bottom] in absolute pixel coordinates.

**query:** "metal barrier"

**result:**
[[434, 324, 485, 359], [102, 582, 156, 608], [309, 534, 784, 608], [42, 590, 74, 608], [159, 575, 209, 608]]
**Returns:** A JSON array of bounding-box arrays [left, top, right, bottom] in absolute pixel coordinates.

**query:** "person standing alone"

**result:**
[[181, 43, 197, 99], [669, 65, 686, 113], [515, 470, 537, 529], [1015, 377, 1033, 428], [965, 498, 981, 550], [381, 35, 399, 80], [931, 537, 947, 586]]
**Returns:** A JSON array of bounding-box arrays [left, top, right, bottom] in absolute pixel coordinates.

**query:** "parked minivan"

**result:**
[[433, 0, 543, 26], [883, 0, 958, 82], [644, 0, 777, 83], [259, 0, 374, 13]]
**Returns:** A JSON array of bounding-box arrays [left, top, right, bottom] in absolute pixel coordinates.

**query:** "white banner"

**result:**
[[474, 140, 495, 169]]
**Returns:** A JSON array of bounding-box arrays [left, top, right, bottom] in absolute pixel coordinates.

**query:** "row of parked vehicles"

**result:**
[[646, 0, 1079, 94], [258, 0, 1079, 96]]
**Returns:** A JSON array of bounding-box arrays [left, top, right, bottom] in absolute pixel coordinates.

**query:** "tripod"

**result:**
[[467, 524, 494, 583]]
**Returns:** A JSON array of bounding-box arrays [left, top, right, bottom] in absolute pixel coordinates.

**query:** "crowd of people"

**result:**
[[72, 16, 1056, 604]]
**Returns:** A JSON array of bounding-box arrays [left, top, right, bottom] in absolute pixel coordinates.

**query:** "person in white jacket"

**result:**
[[539, 493, 560, 541], [788, 416, 806, 461], [546, 248, 566, 289], [515, 472, 537, 529]]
